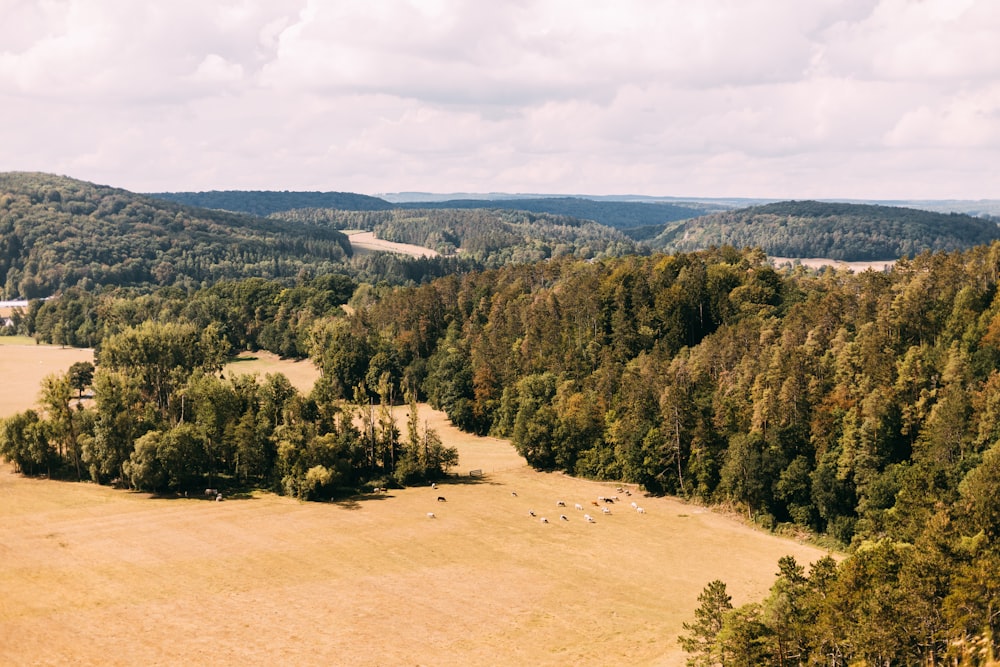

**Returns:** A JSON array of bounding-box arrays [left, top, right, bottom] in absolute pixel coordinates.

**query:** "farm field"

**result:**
[[0, 339, 94, 415], [0, 345, 834, 666], [346, 230, 440, 258], [224, 350, 321, 393]]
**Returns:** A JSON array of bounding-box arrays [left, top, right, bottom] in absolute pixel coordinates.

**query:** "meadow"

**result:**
[[0, 343, 833, 666]]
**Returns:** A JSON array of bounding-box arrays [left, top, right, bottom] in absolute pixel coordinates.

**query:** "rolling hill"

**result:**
[[0, 172, 352, 299], [148, 189, 393, 216], [649, 200, 1000, 261]]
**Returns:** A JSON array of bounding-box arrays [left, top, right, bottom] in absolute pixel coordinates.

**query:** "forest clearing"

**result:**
[[346, 230, 441, 258], [0, 343, 832, 666]]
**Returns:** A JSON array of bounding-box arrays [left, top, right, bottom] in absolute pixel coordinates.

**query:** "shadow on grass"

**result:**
[[330, 472, 502, 510], [225, 355, 259, 363]]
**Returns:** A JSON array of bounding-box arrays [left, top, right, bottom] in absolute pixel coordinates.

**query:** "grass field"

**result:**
[[225, 350, 321, 393], [0, 344, 834, 666]]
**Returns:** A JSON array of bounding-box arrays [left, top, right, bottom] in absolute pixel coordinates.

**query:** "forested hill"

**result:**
[[396, 197, 714, 231], [0, 172, 353, 299], [148, 189, 393, 216], [651, 200, 1000, 260], [273, 207, 639, 266], [149, 190, 714, 231]]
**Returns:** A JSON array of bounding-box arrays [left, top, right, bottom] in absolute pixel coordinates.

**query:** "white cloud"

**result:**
[[1, 0, 999, 198]]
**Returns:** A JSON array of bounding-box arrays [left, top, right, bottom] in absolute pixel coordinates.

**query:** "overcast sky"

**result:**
[[1, 0, 998, 199]]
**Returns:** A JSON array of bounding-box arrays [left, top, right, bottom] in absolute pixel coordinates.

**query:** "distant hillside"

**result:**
[[0, 172, 352, 298], [397, 197, 712, 231], [150, 191, 713, 233], [650, 200, 1000, 261], [148, 190, 393, 216], [273, 207, 639, 266]]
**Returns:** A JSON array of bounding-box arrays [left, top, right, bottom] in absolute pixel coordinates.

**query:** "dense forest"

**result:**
[[1, 173, 656, 298], [0, 281, 457, 498], [150, 189, 716, 231], [653, 200, 1000, 261], [0, 172, 355, 298], [395, 196, 714, 231], [274, 207, 639, 265], [148, 189, 393, 215]]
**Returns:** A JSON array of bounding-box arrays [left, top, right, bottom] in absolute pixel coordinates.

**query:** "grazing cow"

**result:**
[[585, 514, 596, 523], [437, 496, 447, 502], [427, 512, 436, 518], [431, 483, 437, 489], [574, 503, 584, 511], [511, 491, 518, 497], [560, 514, 569, 521], [605, 498, 615, 504], [205, 488, 218, 496], [528, 510, 536, 517], [616, 487, 624, 493], [602, 506, 610, 514], [631, 501, 638, 509], [556, 500, 566, 507], [591, 501, 600, 507], [636, 507, 645, 514], [540, 517, 549, 523], [625, 489, 632, 496]]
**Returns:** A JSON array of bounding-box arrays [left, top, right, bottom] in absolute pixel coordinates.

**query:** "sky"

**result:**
[[1, 0, 998, 199]]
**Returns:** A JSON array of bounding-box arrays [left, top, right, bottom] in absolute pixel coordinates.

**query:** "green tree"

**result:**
[[679, 579, 733, 666], [40, 371, 82, 480], [68, 361, 95, 399], [84, 368, 144, 483], [0, 410, 54, 476]]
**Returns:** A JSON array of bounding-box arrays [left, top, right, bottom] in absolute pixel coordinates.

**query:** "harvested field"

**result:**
[[346, 230, 439, 258], [0, 349, 834, 666], [0, 341, 94, 414], [225, 350, 320, 394]]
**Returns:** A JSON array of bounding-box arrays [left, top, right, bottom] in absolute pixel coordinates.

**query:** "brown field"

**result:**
[[770, 256, 897, 272], [347, 230, 440, 258], [0, 346, 834, 666], [225, 350, 321, 394], [0, 340, 95, 414]]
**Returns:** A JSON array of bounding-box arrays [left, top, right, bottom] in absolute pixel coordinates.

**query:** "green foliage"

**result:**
[[68, 361, 95, 398], [652, 200, 1000, 261], [678, 579, 733, 666], [0, 172, 351, 298], [395, 196, 712, 231], [148, 189, 392, 216]]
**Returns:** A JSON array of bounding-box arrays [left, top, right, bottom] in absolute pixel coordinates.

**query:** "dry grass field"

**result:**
[[224, 350, 322, 393], [346, 230, 440, 258], [0, 339, 95, 414], [0, 344, 834, 666]]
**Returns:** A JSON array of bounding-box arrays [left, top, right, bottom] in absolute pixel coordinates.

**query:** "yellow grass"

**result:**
[[224, 350, 321, 394], [347, 230, 440, 258], [0, 342, 94, 415], [0, 347, 834, 666]]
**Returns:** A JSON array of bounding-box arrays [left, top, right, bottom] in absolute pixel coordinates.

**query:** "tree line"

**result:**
[[0, 319, 456, 498], [653, 200, 1000, 261], [273, 206, 640, 265]]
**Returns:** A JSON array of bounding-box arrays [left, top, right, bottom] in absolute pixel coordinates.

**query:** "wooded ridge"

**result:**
[[652, 200, 1000, 261]]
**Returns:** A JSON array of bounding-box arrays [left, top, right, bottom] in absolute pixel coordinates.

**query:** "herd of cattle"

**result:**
[[426, 485, 646, 522]]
